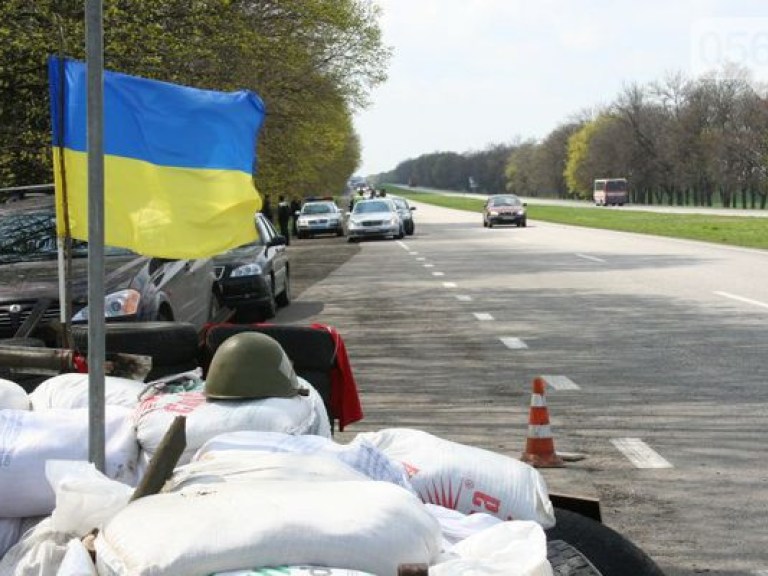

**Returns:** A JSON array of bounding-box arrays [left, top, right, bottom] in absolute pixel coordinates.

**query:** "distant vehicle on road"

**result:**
[[0, 196, 216, 346], [593, 178, 628, 206], [390, 196, 416, 235], [213, 213, 290, 321], [482, 194, 527, 228], [296, 200, 345, 239], [346, 198, 404, 242]]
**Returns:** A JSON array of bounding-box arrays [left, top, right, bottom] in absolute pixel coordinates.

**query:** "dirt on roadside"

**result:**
[[286, 235, 360, 299]]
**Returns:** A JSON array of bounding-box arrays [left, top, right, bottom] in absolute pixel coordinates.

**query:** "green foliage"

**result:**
[[0, 0, 390, 192]]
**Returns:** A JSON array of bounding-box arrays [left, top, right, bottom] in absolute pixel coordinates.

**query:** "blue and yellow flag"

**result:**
[[48, 57, 265, 259]]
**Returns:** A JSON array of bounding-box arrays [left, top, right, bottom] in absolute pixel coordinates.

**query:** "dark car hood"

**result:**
[[0, 255, 147, 304]]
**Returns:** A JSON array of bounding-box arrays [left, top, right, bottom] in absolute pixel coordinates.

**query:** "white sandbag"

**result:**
[[56, 539, 97, 576], [0, 517, 23, 559], [430, 521, 553, 576], [194, 431, 413, 491], [0, 408, 138, 517], [355, 429, 555, 528], [425, 504, 503, 546], [215, 568, 375, 575], [167, 452, 367, 492], [46, 461, 133, 537], [0, 518, 73, 576], [134, 383, 326, 465], [95, 480, 441, 576], [29, 374, 147, 410], [0, 379, 30, 411]]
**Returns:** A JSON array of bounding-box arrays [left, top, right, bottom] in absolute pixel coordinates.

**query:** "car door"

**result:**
[[257, 215, 288, 295]]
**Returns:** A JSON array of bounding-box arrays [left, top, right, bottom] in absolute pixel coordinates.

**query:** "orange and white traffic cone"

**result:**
[[521, 376, 564, 468]]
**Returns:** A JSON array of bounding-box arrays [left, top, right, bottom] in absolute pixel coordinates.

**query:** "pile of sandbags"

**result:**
[[2, 373, 556, 576]]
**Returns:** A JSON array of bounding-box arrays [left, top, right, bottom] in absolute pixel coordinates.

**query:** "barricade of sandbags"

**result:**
[[214, 568, 375, 576], [94, 480, 442, 576], [134, 379, 330, 466], [0, 379, 30, 411], [0, 407, 138, 517], [355, 428, 556, 528]]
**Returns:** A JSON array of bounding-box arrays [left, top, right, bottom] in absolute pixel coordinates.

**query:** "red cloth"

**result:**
[[311, 323, 363, 431]]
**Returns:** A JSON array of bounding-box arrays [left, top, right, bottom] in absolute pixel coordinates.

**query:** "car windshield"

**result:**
[[489, 196, 522, 207], [301, 203, 335, 215], [392, 198, 407, 210], [354, 201, 392, 213], [0, 208, 134, 264]]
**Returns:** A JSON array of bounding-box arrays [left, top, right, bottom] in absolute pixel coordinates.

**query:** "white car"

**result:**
[[346, 198, 404, 242], [296, 201, 345, 239]]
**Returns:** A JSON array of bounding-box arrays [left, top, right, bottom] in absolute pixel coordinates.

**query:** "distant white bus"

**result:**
[[593, 178, 628, 206]]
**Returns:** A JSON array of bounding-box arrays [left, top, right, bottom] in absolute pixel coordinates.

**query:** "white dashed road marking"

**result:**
[[416, 257, 426, 261], [542, 375, 581, 390], [715, 291, 768, 311], [575, 253, 606, 263], [432, 272, 445, 277], [423, 263, 434, 268], [500, 337, 528, 349], [473, 312, 494, 321], [611, 438, 673, 469], [443, 282, 457, 288], [396, 241, 409, 250], [456, 295, 473, 302]]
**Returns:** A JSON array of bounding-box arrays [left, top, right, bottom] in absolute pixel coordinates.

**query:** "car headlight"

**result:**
[[516, 209, 525, 215], [298, 217, 309, 225], [489, 211, 499, 216], [348, 219, 362, 228], [72, 288, 141, 321], [389, 216, 399, 225], [231, 263, 262, 277]]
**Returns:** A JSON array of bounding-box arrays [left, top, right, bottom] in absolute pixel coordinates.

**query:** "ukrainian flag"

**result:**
[[48, 57, 266, 259]]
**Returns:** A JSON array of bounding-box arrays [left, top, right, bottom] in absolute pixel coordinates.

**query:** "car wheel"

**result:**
[[488, 220, 494, 228], [396, 226, 405, 239], [276, 269, 291, 307], [546, 509, 665, 576], [406, 221, 414, 235], [70, 322, 200, 381], [336, 228, 344, 237], [348, 237, 358, 243], [260, 280, 277, 320], [519, 218, 527, 228]]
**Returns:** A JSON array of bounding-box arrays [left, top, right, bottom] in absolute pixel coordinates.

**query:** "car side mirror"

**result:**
[[148, 257, 174, 274], [523, 203, 528, 207], [410, 206, 416, 211], [268, 235, 287, 248]]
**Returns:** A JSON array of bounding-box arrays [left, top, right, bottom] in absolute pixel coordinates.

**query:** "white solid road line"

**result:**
[[473, 312, 494, 321], [541, 375, 581, 390], [575, 253, 606, 263], [456, 295, 473, 302], [443, 282, 457, 288], [611, 438, 673, 469], [500, 337, 528, 349], [714, 291, 768, 311]]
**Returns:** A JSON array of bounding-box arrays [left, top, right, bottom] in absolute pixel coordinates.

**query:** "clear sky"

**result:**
[[353, 0, 768, 176]]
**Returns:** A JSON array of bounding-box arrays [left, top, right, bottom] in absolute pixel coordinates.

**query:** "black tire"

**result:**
[[336, 228, 345, 237], [406, 221, 415, 235], [71, 322, 199, 369], [260, 280, 277, 319], [548, 540, 602, 576], [488, 220, 494, 228], [546, 509, 665, 576], [520, 218, 527, 228], [275, 269, 291, 307]]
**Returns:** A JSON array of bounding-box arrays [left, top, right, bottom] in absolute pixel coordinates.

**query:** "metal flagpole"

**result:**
[[85, 0, 106, 472]]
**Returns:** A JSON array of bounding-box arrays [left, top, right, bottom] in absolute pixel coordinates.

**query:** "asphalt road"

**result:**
[[278, 202, 768, 576]]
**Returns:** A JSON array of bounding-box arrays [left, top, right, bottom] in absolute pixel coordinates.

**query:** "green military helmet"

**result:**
[[204, 332, 309, 400]]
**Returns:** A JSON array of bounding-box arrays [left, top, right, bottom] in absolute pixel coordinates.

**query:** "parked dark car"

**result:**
[[482, 194, 527, 228], [0, 196, 217, 347], [212, 213, 290, 321], [390, 195, 416, 235]]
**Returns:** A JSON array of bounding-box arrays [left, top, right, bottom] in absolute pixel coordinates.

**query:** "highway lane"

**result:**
[[280, 202, 768, 576]]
